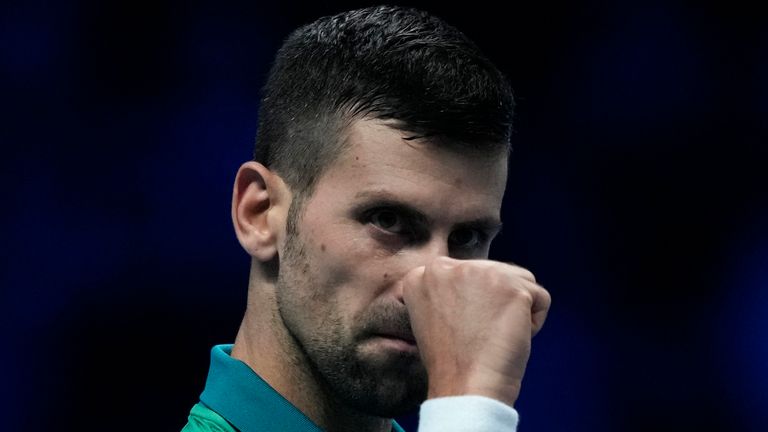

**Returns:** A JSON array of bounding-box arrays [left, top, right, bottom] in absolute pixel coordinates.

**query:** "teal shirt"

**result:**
[[182, 345, 406, 432]]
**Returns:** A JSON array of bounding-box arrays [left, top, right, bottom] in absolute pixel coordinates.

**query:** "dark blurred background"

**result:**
[[1, 1, 766, 431]]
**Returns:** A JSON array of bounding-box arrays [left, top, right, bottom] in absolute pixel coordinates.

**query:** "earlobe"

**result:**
[[232, 161, 289, 262]]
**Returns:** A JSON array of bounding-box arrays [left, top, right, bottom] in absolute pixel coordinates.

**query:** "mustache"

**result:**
[[357, 302, 414, 342]]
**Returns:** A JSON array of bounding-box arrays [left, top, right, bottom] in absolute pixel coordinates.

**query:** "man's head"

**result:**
[[233, 5, 514, 420], [254, 5, 515, 204]]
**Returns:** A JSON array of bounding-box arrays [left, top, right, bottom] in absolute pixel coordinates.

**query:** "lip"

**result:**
[[372, 334, 419, 353]]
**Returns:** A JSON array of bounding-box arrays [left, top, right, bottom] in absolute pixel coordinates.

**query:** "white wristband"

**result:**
[[417, 395, 519, 431]]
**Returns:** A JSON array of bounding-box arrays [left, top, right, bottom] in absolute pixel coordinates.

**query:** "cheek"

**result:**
[[307, 229, 394, 311], [311, 220, 384, 267]]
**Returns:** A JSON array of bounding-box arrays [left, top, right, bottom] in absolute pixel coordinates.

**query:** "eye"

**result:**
[[369, 209, 406, 234], [448, 228, 483, 249]]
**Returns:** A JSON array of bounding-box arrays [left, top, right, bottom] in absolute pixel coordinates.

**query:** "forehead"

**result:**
[[308, 119, 508, 222]]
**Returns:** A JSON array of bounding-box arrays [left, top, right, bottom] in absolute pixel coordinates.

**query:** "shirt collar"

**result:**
[[200, 344, 405, 432]]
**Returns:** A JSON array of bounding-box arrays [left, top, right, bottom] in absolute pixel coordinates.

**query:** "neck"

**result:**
[[231, 265, 392, 432]]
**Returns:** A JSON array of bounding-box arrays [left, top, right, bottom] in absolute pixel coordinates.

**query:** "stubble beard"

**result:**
[[274, 204, 427, 418]]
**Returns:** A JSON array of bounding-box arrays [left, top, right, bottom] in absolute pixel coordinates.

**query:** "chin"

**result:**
[[347, 353, 428, 417], [347, 378, 427, 418]]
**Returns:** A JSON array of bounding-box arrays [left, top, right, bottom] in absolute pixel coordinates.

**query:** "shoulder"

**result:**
[[181, 403, 238, 432]]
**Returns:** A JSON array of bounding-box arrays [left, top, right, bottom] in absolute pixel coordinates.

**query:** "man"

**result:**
[[183, 5, 551, 432]]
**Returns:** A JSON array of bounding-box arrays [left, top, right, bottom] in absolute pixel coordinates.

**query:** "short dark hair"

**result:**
[[254, 5, 515, 198]]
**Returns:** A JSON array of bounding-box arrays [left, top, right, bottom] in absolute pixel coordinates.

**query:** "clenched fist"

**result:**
[[402, 256, 551, 407]]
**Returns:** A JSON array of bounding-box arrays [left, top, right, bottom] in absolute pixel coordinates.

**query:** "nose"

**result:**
[[392, 237, 451, 303]]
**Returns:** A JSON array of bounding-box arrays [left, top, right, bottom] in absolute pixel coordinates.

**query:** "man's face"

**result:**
[[275, 118, 508, 417]]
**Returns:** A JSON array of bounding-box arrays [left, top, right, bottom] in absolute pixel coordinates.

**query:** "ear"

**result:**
[[231, 161, 291, 262]]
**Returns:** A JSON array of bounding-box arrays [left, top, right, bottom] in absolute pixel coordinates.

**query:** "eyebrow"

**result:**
[[353, 190, 504, 235]]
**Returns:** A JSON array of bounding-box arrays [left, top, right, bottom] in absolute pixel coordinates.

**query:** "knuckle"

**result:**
[[433, 255, 457, 268], [520, 269, 537, 284], [426, 256, 458, 275], [504, 261, 537, 283], [509, 286, 534, 305], [403, 266, 425, 285]]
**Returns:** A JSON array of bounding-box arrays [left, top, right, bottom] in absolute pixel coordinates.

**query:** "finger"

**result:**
[[530, 285, 551, 337], [503, 262, 537, 284], [501, 263, 549, 335], [505, 275, 550, 336]]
